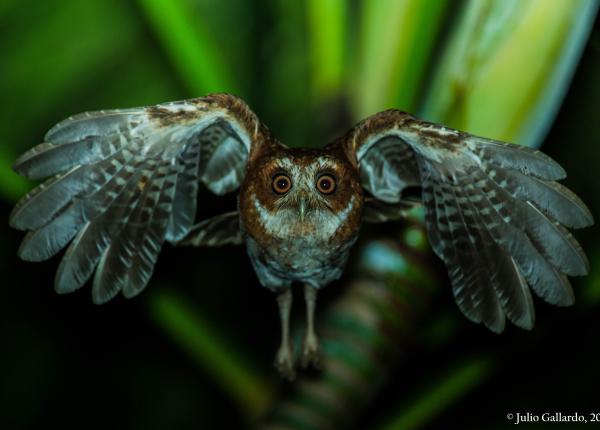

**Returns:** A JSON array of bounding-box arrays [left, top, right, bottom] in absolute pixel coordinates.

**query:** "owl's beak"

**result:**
[[296, 191, 317, 222], [296, 191, 313, 222], [298, 198, 307, 222]]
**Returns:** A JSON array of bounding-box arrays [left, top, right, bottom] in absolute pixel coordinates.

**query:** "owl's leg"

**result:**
[[274, 288, 295, 380], [301, 284, 321, 368]]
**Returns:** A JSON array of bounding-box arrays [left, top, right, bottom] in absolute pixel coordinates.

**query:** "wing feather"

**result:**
[[472, 169, 576, 306], [11, 94, 263, 302], [44, 109, 144, 144], [340, 109, 592, 331], [198, 123, 248, 195], [469, 137, 566, 180], [123, 166, 179, 299], [362, 197, 414, 223], [54, 155, 148, 295], [177, 211, 243, 247], [489, 166, 592, 229], [358, 136, 419, 203], [10, 167, 89, 231], [460, 169, 535, 330], [166, 140, 201, 242], [451, 181, 506, 332], [17, 202, 86, 261], [434, 176, 487, 325], [10, 141, 138, 231], [95, 161, 176, 302]]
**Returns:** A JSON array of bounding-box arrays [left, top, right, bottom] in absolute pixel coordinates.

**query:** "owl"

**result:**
[[10, 94, 593, 379]]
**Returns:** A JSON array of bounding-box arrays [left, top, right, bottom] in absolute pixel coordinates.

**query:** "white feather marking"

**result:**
[[252, 194, 355, 240]]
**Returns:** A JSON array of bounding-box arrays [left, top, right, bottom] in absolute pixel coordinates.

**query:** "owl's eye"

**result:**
[[316, 174, 336, 195], [272, 174, 292, 194]]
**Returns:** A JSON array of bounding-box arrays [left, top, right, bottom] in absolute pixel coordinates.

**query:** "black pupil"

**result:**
[[320, 178, 331, 190], [277, 178, 288, 190]]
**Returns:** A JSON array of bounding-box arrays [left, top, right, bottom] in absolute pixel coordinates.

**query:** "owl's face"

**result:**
[[239, 147, 363, 243]]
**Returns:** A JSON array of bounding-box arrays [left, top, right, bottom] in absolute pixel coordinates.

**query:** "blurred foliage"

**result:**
[[147, 289, 273, 420], [1, 1, 599, 429], [421, 0, 600, 148], [136, 0, 238, 94], [351, 0, 450, 116], [376, 356, 495, 430], [307, 0, 347, 100]]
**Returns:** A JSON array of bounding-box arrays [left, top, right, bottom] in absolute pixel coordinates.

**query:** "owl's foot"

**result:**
[[274, 344, 296, 380], [301, 333, 321, 369]]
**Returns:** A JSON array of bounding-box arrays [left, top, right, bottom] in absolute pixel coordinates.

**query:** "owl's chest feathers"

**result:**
[[244, 231, 357, 290], [241, 194, 361, 288]]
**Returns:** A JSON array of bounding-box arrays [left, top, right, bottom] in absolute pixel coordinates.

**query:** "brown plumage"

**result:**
[[9, 94, 593, 379]]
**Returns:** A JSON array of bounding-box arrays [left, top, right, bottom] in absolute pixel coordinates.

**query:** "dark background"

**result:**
[[1, 1, 599, 429]]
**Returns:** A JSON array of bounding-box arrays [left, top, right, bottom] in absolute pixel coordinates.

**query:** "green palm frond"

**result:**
[[136, 0, 239, 94], [420, 0, 599, 147], [351, 0, 450, 117]]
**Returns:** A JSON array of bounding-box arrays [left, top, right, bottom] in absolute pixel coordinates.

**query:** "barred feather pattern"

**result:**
[[345, 110, 593, 332], [419, 156, 583, 332], [166, 141, 201, 242], [362, 197, 415, 223], [10, 94, 261, 303], [359, 136, 419, 203], [177, 211, 243, 247]]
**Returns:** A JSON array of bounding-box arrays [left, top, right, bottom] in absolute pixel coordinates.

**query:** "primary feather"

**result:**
[[11, 94, 262, 300], [341, 109, 592, 332]]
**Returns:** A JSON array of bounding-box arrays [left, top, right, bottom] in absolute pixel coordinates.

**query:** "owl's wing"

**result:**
[[177, 211, 243, 247], [10, 93, 265, 303], [339, 110, 593, 332]]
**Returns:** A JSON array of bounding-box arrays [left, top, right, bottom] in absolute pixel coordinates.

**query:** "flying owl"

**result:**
[[10, 94, 593, 379]]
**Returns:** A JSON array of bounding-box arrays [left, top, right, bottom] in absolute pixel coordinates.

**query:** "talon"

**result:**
[[301, 334, 321, 369], [274, 345, 296, 380]]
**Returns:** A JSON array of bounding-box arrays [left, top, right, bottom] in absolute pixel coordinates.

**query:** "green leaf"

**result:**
[[261, 0, 312, 147], [351, 0, 450, 118], [0, 151, 30, 202], [582, 246, 600, 306], [307, 0, 347, 100], [136, 0, 239, 95], [0, 0, 140, 152], [420, 0, 599, 147], [146, 289, 273, 420], [376, 356, 495, 430]]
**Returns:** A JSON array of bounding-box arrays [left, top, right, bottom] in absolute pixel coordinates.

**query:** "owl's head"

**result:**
[[239, 146, 363, 241]]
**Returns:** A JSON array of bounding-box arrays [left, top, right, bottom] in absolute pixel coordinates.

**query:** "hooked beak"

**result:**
[[299, 198, 307, 222]]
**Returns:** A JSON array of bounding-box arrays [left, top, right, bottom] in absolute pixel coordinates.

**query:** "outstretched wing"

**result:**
[[338, 110, 593, 333], [10, 93, 266, 303]]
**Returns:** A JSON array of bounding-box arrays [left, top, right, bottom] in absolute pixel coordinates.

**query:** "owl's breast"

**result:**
[[239, 194, 363, 289], [244, 232, 357, 290]]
